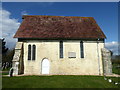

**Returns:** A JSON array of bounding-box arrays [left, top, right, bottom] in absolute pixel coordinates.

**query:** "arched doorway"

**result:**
[[41, 59, 50, 74]]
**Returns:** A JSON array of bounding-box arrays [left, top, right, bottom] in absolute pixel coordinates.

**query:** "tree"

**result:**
[[2, 38, 8, 54], [2, 49, 15, 69], [109, 50, 113, 56]]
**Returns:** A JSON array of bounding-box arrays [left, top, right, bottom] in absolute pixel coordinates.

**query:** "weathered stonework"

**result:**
[[12, 42, 23, 75], [101, 48, 112, 75]]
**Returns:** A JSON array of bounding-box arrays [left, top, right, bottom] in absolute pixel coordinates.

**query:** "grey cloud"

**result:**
[[105, 41, 119, 55]]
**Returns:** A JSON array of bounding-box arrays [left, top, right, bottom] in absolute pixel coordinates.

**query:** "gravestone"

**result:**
[[101, 48, 112, 75]]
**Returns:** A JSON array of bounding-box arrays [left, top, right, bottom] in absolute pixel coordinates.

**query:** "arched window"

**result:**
[[60, 41, 63, 58], [80, 41, 84, 58], [32, 45, 36, 60], [28, 45, 31, 60]]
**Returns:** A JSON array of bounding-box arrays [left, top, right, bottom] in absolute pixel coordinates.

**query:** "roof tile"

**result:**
[[14, 15, 106, 39]]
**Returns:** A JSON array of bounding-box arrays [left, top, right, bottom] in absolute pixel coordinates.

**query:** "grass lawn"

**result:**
[[2, 75, 119, 88], [2, 67, 11, 75], [2, 71, 9, 75]]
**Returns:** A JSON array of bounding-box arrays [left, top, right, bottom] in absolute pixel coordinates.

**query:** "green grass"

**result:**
[[2, 67, 11, 75], [2, 71, 9, 75], [2, 67, 10, 75], [112, 63, 120, 75], [2, 75, 119, 88]]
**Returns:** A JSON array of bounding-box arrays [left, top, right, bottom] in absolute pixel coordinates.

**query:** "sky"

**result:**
[[1, 2, 119, 55]]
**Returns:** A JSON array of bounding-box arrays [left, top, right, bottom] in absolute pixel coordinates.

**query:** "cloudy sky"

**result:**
[[1, 2, 119, 55]]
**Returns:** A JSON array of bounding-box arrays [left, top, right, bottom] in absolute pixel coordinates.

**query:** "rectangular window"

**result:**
[[32, 45, 36, 60], [60, 41, 63, 58], [28, 45, 31, 60], [80, 41, 84, 58]]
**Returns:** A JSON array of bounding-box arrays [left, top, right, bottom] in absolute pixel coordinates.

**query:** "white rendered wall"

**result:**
[[23, 40, 104, 75]]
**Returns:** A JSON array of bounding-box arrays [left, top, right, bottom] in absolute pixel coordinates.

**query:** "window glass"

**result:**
[[60, 41, 63, 58], [28, 45, 31, 60], [32, 45, 36, 60], [80, 41, 84, 58]]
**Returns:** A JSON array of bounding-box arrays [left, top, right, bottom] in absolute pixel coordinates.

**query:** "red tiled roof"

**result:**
[[14, 15, 106, 39]]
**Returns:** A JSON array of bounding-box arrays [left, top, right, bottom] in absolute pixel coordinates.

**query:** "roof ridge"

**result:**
[[22, 15, 93, 19]]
